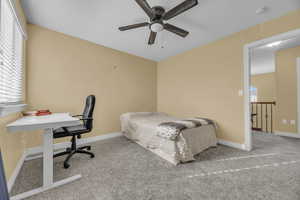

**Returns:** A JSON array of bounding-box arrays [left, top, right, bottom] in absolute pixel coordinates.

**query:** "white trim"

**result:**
[[25, 146, 65, 161], [297, 57, 300, 134], [7, 132, 122, 194], [217, 139, 246, 151], [10, 126, 82, 200], [275, 131, 300, 139], [244, 29, 300, 50], [0, 104, 27, 117], [243, 44, 252, 151], [10, 175, 82, 200], [7, 151, 26, 193], [6, 0, 27, 39], [26, 132, 122, 158], [75, 132, 122, 145], [243, 28, 300, 151]]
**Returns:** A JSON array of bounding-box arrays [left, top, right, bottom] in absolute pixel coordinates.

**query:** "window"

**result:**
[[0, 0, 26, 116], [0, 0, 23, 104], [250, 86, 257, 102]]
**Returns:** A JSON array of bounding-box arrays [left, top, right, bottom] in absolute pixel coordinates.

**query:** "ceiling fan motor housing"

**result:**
[[119, 0, 198, 45], [149, 6, 165, 32], [151, 6, 165, 21]]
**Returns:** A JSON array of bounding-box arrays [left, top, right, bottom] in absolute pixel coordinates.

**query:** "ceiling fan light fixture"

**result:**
[[150, 23, 164, 32], [119, 0, 199, 45]]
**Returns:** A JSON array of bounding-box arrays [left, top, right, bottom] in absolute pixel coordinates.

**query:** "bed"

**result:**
[[120, 112, 217, 165]]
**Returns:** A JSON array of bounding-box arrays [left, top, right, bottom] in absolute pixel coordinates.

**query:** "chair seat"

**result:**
[[53, 125, 89, 138]]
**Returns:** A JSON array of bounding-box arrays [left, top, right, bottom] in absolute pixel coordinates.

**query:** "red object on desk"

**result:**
[[23, 110, 52, 116], [36, 110, 52, 116]]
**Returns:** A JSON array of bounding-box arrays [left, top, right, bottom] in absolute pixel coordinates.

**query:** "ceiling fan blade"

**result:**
[[164, 23, 189, 38], [163, 0, 198, 20], [119, 22, 149, 31], [148, 31, 157, 45], [135, 0, 155, 19]]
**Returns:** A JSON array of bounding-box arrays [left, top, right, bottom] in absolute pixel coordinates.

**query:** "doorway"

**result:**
[[244, 28, 300, 151]]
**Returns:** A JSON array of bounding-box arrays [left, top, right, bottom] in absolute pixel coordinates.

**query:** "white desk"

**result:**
[[7, 113, 82, 200]]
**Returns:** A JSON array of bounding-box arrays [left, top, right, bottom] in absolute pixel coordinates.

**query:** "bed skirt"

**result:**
[[121, 112, 217, 165]]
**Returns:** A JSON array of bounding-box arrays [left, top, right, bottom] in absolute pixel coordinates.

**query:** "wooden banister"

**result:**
[[251, 101, 276, 105], [251, 101, 276, 133]]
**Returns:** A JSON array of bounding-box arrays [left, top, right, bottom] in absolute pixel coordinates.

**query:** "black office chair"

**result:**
[[54, 95, 96, 169]]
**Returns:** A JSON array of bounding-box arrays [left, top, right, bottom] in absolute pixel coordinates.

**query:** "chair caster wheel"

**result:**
[[87, 146, 91, 151], [64, 163, 70, 169], [91, 154, 95, 158]]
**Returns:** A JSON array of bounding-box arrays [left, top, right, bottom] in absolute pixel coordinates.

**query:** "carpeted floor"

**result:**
[[11, 132, 300, 200]]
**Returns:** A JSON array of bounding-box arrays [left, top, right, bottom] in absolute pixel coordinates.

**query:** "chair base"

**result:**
[[54, 135, 95, 169]]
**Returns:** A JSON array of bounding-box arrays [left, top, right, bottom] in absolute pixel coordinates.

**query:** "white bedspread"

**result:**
[[120, 112, 218, 165]]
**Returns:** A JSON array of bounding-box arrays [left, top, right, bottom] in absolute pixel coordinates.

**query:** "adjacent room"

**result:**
[[250, 36, 300, 136], [0, 0, 300, 199], [249, 35, 300, 170]]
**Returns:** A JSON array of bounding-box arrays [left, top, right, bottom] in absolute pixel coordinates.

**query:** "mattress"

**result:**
[[120, 112, 217, 165]]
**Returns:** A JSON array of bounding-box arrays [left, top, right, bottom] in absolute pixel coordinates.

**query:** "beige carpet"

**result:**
[[11, 132, 300, 200]]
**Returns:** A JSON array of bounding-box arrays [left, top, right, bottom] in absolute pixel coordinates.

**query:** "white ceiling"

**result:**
[[21, 0, 300, 61], [251, 36, 300, 75]]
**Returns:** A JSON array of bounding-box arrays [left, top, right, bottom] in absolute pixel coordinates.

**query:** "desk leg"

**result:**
[[10, 128, 82, 200], [43, 128, 53, 188]]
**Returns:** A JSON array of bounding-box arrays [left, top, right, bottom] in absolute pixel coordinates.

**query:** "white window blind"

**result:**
[[0, 0, 24, 104]]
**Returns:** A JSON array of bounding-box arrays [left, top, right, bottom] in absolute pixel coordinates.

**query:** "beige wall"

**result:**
[[251, 73, 276, 102], [25, 24, 157, 147], [0, 114, 26, 180], [0, 0, 27, 180], [157, 9, 300, 144], [1, 4, 300, 181], [275, 46, 300, 133]]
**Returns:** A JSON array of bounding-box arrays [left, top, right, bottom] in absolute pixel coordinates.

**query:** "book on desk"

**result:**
[[22, 110, 52, 116]]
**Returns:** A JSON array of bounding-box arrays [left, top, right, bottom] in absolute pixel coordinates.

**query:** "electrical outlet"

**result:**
[[290, 120, 296, 125], [282, 119, 288, 124]]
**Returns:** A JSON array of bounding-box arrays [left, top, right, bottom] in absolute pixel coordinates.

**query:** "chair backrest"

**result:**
[[82, 95, 96, 131]]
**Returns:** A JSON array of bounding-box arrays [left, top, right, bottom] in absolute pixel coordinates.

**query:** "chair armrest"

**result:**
[[62, 127, 70, 133], [72, 115, 83, 117], [79, 117, 93, 121]]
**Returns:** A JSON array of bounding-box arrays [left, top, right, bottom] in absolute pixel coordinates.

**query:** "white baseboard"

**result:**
[[8, 133, 247, 192], [26, 132, 122, 158], [76, 132, 122, 145], [7, 151, 27, 193], [8, 132, 122, 192], [274, 131, 300, 139], [218, 139, 246, 150]]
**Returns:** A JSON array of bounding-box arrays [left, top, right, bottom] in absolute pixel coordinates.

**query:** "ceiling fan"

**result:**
[[119, 0, 198, 45]]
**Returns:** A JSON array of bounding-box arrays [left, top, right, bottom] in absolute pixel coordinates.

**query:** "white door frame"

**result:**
[[297, 57, 300, 134], [243, 28, 300, 151]]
